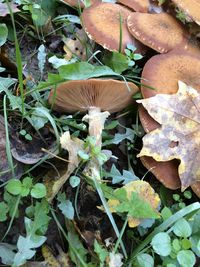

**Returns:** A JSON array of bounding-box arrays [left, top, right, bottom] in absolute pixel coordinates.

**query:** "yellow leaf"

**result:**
[[107, 180, 160, 228], [138, 81, 200, 189]]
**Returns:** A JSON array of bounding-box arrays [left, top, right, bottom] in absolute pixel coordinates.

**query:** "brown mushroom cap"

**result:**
[[81, 2, 145, 53], [171, 0, 200, 25], [127, 12, 187, 53], [117, 0, 149, 12], [48, 79, 139, 113], [139, 106, 181, 189], [141, 51, 200, 98]]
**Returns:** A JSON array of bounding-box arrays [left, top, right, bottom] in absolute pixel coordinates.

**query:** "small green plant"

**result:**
[[6, 176, 47, 198], [176, 8, 187, 24], [19, 129, 32, 141], [124, 44, 143, 67], [131, 203, 200, 267]]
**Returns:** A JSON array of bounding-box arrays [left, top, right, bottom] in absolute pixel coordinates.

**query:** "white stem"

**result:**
[[82, 107, 110, 148]]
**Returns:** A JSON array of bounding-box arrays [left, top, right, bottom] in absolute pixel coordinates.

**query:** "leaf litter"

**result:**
[[138, 81, 200, 189]]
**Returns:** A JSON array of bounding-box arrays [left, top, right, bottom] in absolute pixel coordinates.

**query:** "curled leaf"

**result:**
[[47, 131, 84, 202], [138, 81, 200, 189]]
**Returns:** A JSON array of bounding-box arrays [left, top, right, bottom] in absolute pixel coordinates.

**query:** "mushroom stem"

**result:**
[[82, 107, 110, 148]]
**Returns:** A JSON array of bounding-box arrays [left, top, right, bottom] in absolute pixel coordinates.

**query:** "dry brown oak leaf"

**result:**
[[137, 81, 200, 190]]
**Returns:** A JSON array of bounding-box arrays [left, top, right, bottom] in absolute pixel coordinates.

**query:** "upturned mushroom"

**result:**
[[127, 12, 187, 53], [81, 2, 146, 53], [171, 0, 200, 25], [138, 51, 200, 196], [49, 79, 139, 149]]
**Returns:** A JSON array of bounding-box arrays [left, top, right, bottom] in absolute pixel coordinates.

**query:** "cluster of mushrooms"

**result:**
[[49, 0, 200, 197]]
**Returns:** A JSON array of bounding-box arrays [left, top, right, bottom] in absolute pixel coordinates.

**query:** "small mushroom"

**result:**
[[49, 79, 139, 148], [117, 0, 150, 13], [171, 0, 200, 25], [81, 2, 146, 53], [127, 12, 187, 53]]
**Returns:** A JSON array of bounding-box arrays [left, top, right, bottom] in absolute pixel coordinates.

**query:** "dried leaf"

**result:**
[[47, 131, 84, 202], [0, 3, 19, 17], [63, 29, 88, 61], [25, 245, 70, 267], [138, 81, 200, 189]]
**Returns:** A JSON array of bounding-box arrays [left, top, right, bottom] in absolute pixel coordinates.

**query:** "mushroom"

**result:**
[[141, 50, 200, 98], [171, 0, 200, 25], [49, 79, 139, 149], [81, 2, 146, 53], [117, 0, 150, 13], [138, 51, 200, 195], [127, 12, 187, 53]]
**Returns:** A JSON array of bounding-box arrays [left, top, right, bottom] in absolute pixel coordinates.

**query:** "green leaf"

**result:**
[[31, 183, 47, 199], [103, 128, 135, 146], [172, 239, 181, 252], [151, 232, 171, 256], [177, 250, 196, 267], [0, 77, 16, 93], [0, 24, 8, 47], [190, 234, 200, 256], [161, 207, 172, 220], [19, 129, 26, 136], [67, 222, 88, 264], [22, 177, 33, 189], [58, 62, 118, 80], [0, 243, 16, 265], [13, 200, 50, 266], [6, 179, 22, 195], [70, 176, 80, 188], [133, 54, 143, 61], [113, 189, 159, 219], [191, 209, 200, 234], [103, 51, 129, 73], [58, 194, 74, 220], [0, 202, 9, 222], [14, 235, 46, 266], [36, 73, 64, 90], [136, 253, 154, 267], [104, 120, 119, 130], [31, 106, 49, 130], [104, 164, 139, 184], [60, 200, 74, 220], [181, 238, 191, 250], [78, 150, 89, 161], [4, 192, 19, 217], [94, 240, 108, 264], [173, 218, 192, 238]]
